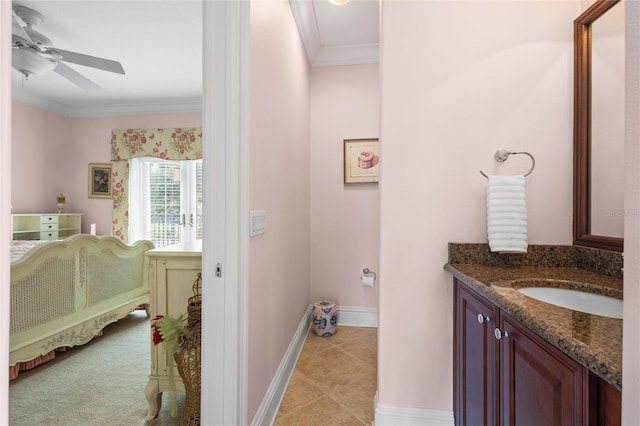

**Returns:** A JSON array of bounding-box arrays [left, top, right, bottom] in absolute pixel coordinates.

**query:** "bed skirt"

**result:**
[[9, 349, 59, 380]]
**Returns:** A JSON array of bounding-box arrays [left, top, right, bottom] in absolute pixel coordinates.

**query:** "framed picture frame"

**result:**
[[344, 138, 379, 183], [88, 163, 113, 199]]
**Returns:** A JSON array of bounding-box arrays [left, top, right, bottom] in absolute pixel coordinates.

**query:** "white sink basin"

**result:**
[[518, 287, 623, 319]]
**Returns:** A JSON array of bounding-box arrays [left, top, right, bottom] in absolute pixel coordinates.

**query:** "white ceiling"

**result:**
[[290, 0, 379, 67], [10, 0, 379, 118]]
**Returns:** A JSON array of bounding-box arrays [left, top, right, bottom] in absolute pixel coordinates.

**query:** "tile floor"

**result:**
[[275, 326, 377, 426]]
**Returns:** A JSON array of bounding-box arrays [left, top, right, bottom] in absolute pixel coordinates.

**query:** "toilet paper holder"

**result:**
[[362, 268, 376, 280]]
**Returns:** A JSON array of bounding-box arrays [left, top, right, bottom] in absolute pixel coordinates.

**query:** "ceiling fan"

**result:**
[[11, 5, 125, 91]]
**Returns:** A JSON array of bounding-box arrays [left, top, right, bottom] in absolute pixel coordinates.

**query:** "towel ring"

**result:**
[[480, 149, 535, 178]]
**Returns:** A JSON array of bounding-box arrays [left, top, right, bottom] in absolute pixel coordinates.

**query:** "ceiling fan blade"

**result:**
[[54, 62, 102, 91], [54, 49, 125, 75], [12, 10, 34, 45]]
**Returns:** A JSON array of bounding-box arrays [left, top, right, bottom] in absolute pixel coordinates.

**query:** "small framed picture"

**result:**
[[88, 163, 113, 199], [344, 138, 379, 184]]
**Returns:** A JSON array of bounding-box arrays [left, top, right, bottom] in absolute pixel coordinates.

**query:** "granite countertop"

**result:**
[[445, 243, 623, 390]]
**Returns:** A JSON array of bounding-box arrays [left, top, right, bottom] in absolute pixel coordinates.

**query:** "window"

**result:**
[[129, 157, 202, 247]]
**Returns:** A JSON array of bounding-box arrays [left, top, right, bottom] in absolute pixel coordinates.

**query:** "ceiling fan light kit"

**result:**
[[11, 5, 125, 90], [12, 46, 56, 77]]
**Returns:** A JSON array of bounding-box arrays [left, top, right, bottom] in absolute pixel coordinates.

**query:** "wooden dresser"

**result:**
[[11, 213, 83, 240], [144, 240, 202, 421]]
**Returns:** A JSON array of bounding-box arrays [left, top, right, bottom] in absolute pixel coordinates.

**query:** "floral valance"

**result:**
[[110, 128, 202, 242], [111, 128, 202, 162]]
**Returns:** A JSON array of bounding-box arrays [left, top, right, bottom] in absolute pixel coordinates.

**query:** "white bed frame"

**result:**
[[10, 234, 153, 367]]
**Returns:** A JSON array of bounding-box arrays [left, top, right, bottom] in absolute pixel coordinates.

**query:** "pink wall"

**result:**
[[623, 1, 640, 423], [378, 1, 579, 410], [11, 102, 71, 214], [11, 100, 200, 235], [248, 0, 311, 420], [310, 64, 379, 308]]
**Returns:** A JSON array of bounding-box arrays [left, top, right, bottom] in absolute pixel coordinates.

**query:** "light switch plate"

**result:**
[[250, 210, 265, 237]]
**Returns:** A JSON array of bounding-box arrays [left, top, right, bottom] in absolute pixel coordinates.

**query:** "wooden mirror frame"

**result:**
[[573, 0, 623, 252]]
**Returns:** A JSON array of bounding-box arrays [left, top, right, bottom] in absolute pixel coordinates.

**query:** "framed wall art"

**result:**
[[88, 163, 113, 199], [344, 138, 379, 184]]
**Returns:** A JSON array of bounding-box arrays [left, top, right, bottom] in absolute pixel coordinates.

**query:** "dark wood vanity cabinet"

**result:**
[[454, 281, 499, 426], [454, 278, 620, 426], [498, 311, 586, 425]]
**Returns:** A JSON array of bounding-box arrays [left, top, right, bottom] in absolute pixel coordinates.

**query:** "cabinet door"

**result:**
[[499, 312, 586, 426], [589, 374, 621, 426], [150, 257, 202, 377], [455, 279, 500, 426]]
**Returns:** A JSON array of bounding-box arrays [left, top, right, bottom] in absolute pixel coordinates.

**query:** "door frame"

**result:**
[[201, 1, 250, 425], [1, 1, 12, 423]]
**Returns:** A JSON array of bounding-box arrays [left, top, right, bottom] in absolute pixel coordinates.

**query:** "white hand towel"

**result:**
[[487, 175, 528, 253]]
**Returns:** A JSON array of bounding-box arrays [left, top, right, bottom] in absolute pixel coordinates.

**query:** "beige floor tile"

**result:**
[[276, 326, 377, 425], [275, 395, 364, 426], [339, 334, 377, 368], [331, 372, 378, 425], [277, 371, 326, 417], [296, 346, 374, 392], [303, 328, 338, 351], [324, 326, 374, 347]]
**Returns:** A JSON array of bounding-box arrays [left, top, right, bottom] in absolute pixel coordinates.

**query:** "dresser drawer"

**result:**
[[40, 231, 59, 240], [40, 222, 58, 232], [40, 216, 59, 225]]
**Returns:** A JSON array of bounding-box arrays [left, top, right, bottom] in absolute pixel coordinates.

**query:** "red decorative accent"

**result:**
[[151, 315, 165, 346]]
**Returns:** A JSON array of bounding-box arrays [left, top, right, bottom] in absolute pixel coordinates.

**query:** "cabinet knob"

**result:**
[[494, 328, 510, 340], [477, 314, 491, 324]]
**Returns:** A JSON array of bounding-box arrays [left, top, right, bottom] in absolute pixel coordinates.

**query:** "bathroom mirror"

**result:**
[[573, 0, 624, 252]]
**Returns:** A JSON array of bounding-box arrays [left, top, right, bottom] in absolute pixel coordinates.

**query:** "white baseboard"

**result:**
[[337, 305, 378, 328], [251, 305, 312, 426], [375, 402, 454, 426]]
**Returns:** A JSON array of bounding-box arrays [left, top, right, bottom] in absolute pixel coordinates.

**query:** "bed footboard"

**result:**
[[10, 235, 154, 368]]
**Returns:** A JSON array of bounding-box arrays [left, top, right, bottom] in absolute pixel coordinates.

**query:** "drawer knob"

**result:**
[[494, 328, 510, 340], [477, 314, 491, 324]]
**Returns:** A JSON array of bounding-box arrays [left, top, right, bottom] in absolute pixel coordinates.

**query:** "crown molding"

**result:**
[[12, 91, 202, 118], [289, 0, 379, 67]]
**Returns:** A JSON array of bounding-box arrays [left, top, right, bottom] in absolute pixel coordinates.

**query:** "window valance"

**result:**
[[110, 128, 202, 242]]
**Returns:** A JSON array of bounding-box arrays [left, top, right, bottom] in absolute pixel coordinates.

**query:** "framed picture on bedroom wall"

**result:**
[[88, 163, 113, 199], [344, 138, 379, 184]]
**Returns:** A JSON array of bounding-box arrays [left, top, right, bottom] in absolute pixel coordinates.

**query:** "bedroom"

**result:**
[[7, 0, 205, 421]]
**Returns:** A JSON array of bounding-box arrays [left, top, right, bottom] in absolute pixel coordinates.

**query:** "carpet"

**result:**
[[9, 311, 184, 426]]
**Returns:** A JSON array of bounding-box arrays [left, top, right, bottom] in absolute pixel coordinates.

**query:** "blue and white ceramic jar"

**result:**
[[312, 301, 337, 337]]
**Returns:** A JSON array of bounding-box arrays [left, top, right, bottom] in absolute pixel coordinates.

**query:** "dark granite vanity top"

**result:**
[[444, 243, 623, 390]]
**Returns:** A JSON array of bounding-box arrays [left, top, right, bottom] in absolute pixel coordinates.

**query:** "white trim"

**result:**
[[337, 306, 378, 328], [12, 91, 201, 118], [311, 46, 379, 67], [201, 1, 250, 425], [288, 0, 321, 65], [251, 306, 313, 426], [375, 398, 454, 426], [288, 0, 378, 67], [1, 2, 12, 424]]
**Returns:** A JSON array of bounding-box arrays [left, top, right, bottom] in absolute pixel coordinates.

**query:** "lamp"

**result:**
[[57, 193, 66, 213], [328, 0, 350, 5], [12, 46, 56, 78]]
